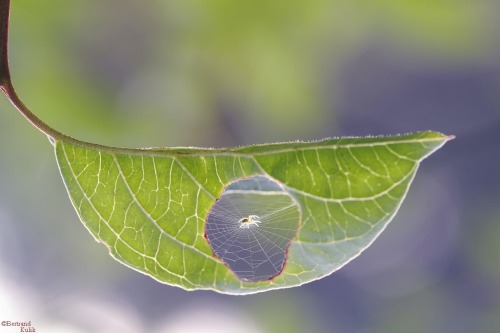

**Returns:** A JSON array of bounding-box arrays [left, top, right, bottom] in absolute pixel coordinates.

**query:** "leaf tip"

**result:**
[[445, 134, 456, 141]]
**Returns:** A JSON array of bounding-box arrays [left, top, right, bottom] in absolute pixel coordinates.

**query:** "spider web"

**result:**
[[205, 176, 300, 281]]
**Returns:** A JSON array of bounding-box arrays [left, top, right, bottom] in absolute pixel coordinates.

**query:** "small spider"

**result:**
[[238, 215, 261, 229]]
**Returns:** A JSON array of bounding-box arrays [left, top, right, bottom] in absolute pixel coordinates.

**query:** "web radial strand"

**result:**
[[205, 176, 301, 281]]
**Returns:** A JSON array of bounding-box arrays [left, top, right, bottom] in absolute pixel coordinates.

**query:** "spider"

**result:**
[[238, 215, 262, 229]]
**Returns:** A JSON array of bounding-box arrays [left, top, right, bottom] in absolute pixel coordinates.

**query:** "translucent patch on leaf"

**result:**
[[205, 176, 301, 282]]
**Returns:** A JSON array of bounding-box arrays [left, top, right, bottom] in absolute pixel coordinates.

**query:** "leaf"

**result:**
[[55, 131, 451, 295]]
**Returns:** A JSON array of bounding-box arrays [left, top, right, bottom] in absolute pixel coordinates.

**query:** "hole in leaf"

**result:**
[[205, 176, 301, 281]]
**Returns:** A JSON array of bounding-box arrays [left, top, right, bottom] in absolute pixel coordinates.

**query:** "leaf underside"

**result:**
[[55, 131, 450, 295]]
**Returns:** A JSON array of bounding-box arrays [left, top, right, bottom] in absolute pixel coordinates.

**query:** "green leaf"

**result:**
[[55, 131, 451, 295]]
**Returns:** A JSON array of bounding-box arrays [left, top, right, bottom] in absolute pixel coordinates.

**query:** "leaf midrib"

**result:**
[[57, 135, 447, 158]]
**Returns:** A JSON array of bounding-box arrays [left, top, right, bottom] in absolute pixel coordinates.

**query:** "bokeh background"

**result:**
[[1, 1, 500, 332]]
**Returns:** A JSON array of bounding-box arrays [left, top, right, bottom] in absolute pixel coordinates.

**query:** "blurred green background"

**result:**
[[1, 0, 500, 332]]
